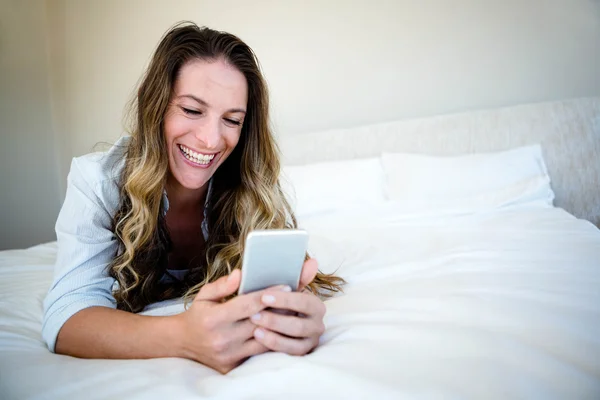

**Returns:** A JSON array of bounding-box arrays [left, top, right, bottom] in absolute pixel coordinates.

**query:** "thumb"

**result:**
[[194, 269, 241, 302], [298, 258, 319, 292]]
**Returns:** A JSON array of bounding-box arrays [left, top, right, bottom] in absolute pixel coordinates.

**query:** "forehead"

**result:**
[[174, 58, 248, 109]]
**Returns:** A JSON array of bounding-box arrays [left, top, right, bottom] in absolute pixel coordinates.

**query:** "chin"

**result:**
[[184, 180, 210, 190], [176, 173, 212, 190]]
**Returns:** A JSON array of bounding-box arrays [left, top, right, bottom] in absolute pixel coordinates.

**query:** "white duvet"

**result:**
[[1, 204, 599, 400]]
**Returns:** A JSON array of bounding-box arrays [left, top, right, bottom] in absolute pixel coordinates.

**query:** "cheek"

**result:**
[[224, 130, 242, 152], [164, 116, 187, 142], [163, 115, 177, 145]]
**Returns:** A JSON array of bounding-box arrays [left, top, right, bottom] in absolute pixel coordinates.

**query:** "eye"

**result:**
[[224, 118, 242, 126], [182, 107, 202, 116]]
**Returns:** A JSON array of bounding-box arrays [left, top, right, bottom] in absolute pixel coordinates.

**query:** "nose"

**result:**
[[194, 116, 221, 150]]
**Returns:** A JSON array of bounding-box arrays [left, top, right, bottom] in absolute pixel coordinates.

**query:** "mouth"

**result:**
[[178, 144, 219, 168]]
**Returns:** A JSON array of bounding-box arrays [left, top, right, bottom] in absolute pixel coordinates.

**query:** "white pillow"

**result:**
[[280, 157, 386, 218], [381, 144, 555, 215]]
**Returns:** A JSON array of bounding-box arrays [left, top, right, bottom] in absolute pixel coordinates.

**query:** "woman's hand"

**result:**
[[174, 269, 287, 374], [249, 258, 327, 355]]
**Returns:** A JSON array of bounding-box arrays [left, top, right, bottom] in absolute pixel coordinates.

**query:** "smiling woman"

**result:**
[[41, 21, 344, 374], [165, 59, 247, 186]]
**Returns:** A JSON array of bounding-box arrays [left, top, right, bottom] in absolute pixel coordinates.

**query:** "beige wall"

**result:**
[[2, 0, 600, 249], [0, 0, 61, 250], [52, 0, 600, 172]]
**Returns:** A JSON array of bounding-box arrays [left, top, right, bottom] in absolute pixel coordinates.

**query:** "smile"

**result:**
[[178, 144, 218, 166]]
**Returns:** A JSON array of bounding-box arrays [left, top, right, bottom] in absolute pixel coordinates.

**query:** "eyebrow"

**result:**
[[178, 94, 246, 114]]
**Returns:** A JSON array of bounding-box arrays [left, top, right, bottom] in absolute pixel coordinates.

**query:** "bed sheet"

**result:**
[[1, 204, 599, 400]]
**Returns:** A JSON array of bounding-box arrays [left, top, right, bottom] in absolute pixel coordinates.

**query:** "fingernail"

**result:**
[[251, 313, 261, 321], [262, 294, 275, 304], [254, 328, 265, 339], [281, 286, 292, 292]]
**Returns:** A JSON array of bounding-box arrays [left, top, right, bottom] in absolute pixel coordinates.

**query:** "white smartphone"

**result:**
[[238, 229, 309, 295]]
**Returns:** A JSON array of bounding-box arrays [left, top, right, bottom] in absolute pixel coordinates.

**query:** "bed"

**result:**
[[1, 97, 599, 399]]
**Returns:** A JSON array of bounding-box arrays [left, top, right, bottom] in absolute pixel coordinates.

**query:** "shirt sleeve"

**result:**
[[42, 158, 119, 352]]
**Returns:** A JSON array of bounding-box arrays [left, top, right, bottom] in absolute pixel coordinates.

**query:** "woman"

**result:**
[[42, 22, 344, 374]]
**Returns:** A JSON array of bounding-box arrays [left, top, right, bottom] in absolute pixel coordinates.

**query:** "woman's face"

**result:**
[[164, 58, 248, 193]]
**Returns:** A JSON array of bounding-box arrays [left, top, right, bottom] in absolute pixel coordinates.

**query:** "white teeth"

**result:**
[[179, 144, 215, 165]]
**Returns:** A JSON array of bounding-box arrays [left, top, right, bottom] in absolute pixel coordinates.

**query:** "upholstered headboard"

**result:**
[[278, 96, 600, 227]]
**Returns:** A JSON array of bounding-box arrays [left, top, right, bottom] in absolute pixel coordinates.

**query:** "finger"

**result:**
[[217, 338, 269, 374], [231, 319, 263, 342], [259, 291, 326, 317], [236, 338, 270, 361], [298, 258, 319, 292], [223, 285, 291, 321], [250, 310, 324, 338], [253, 327, 318, 356], [195, 269, 241, 302]]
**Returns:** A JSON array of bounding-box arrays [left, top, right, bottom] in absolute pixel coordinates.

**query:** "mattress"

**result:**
[[1, 203, 599, 399]]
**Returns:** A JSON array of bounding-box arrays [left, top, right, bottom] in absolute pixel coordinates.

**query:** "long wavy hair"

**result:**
[[108, 22, 345, 312]]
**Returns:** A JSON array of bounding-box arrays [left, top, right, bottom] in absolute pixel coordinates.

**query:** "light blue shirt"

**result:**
[[42, 136, 210, 352]]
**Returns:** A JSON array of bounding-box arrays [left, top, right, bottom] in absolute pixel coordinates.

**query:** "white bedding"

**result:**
[[1, 204, 600, 399]]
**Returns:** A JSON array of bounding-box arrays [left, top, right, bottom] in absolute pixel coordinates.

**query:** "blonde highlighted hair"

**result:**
[[108, 22, 344, 312]]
